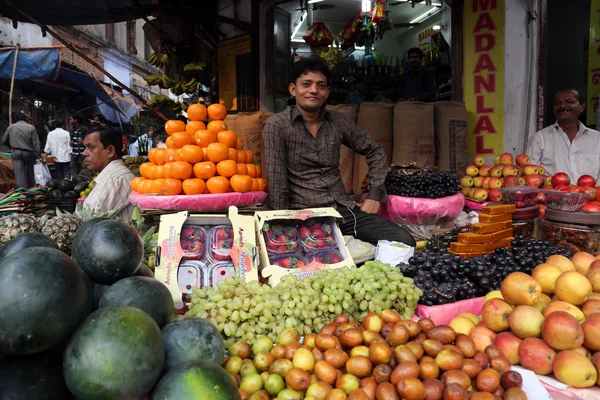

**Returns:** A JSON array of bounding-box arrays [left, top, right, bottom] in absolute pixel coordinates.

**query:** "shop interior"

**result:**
[[275, 0, 453, 106]]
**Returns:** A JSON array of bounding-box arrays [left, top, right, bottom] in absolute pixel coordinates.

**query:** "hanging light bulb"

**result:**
[[361, 0, 371, 13]]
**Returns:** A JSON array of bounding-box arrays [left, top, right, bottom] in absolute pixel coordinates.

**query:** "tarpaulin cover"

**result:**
[[380, 193, 465, 225], [0, 47, 60, 80], [129, 191, 268, 212], [94, 93, 139, 124], [58, 67, 124, 115]]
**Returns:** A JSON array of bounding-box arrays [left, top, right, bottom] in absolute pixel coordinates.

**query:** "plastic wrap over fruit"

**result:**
[[180, 225, 208, 261], [303, 22, 333, 48], [381, 193, 465, 225], [128, 191, 268, 212]]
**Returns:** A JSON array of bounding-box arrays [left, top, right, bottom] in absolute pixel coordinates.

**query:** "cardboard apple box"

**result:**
[[255, 207, 355, 286], [155, 206, 259, 309]]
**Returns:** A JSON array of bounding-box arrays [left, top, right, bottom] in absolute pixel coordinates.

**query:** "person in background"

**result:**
[[43, 119, 71, 180], [82, 126, 135, 221], [262, 58, 415, 247], [35, 118, 50, 151], [90, 114, 106, 127], [129, 127, 156, 156], [398, 47, 437, 103], [1, 112, 41, 188], [69, 114, 87, 175], [437, 64, 452, 101], [527, 88, 600, 182]]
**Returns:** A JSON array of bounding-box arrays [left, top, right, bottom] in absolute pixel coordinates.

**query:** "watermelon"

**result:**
[[151, 361, 241, 400], [161, 318, 224, 371], [134, 263, 155, 278], [63, 306, 164, 400], [0, 232, 59, 261], [0, 247, 89, 356], [72, 219, 143, 284], [0, 349, 71, 399], [99, 276, 174, 328], [93, 282, 110, 309]]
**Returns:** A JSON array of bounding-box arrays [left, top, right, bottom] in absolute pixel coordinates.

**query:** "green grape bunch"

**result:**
[[185, 261, 423, 348]]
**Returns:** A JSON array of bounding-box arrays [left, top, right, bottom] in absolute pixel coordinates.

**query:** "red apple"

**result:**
[[492, 332, 522, 365], [472, 155, 486, 167], [515, 154, 531, 167], [493, 155, 501, 165], [488, 178, 503, 189], [499, 152, 514, 166], [577, 175, 597, 188], [502, 165, 519, 177], [466, 166, 479, 177], [472, 188, 489, 202], [473, 176, 484, 188], [551, 172, 571, 188], [583, 186, 597, 200], [541, 311, 584, 351], [503, 176, 520, 187], [523, 165, 539, 176], [583, 202, 600, 213], [538, 165, 546, 175], [518, 337, 556, 375], [482, 177, 491, 189], [568, 185, 585, 194], [479, 166, 491, 177], [488, 188, 502, 202], [543, 185, 553, 191], [554, 184, 569, 192], [524, 174, 544, 188], [595, 186, 600, 202], [489, 166, 503, 178]]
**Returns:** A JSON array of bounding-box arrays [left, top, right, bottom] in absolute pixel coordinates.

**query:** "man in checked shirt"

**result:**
[[263, 58, 415, 247]]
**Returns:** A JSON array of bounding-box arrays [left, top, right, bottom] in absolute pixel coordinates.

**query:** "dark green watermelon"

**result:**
[[151, 361, 241, 400], [0, 247, 89, 356], [71, 175, 88, 185], [134, 263, 155, 278], [73, 181, 89, 194], [46, 179, 59, 190], [58, 180, 74, 193], [72, 219, 143, 285], [63, 191, 78, 199], [0, 232, 59, 262], [63, 306, 164, 400], [0, 349, 71, 399], [49, 190, 63, 199], [99, 277, 173, 328], [161, 318, 224, 371], [93, 282, 110, 309]]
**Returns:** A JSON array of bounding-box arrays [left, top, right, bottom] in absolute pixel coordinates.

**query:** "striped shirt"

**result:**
[[262, 106, 388, 210], [84, 160, 135, 221]]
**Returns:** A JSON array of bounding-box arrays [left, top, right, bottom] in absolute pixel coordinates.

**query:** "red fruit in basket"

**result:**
[[288, 242, 300, 251], [331, 254, 342, 263], [308, 223, 322, 231], [266, 241, 278, 251], [316, 239, 329, 248], [189, 240, 204, 253], [568, 185, 585, 194], [584, 202, 600, 213], [216, 228, 231, 240], [306, 240, 316, 249], [279, 258, 292, 268], [180, 239, 192, 251], [276, 234, 287, 244], [181, 228, 196, 239], [554, 184, 569, 192], [551, 172, 571, 188], [312, 229, 326, 239], [296, 260, 305, 268], [216, 239, 233, 249], [577, 175, 597, 188], [583, 186, 597, 200], [325, 236, 336, 245], [299, 226, 311, 239]]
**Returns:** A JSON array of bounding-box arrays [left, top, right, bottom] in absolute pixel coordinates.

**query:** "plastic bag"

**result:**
[[34, 162, 51, 186], [375, 240, 414, 266], [371, 0, 386, 24], [343, 235, 376, 264], [382, 193, 465, 225], [303, 22, 333, 48]]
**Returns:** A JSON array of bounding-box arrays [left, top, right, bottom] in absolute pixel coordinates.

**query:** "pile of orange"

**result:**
[[131, 103, 267, 196]]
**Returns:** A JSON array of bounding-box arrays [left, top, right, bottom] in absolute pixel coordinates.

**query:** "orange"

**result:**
[[187, 104, 208, 121], [170, 161, 193, 180], [162, 162, 173, 179], [229, 174, 252, 193], [164, 149, 178, 163], [201, 147, 208, 160], [237, 150, 247, 164], [171, 132, 194, 148], [236, 163, 248, 175], [236, 138, 244, 150], [181, 144, 204, 164], [206, 142, 229, 163], [207, 120, 228, 135], [139, 162, 155, 178], [154, 148, 167, 165], [206, 176, 230, 194], [182, 178, 206, 195], [216, 160, 237, 178], [186, 120, 206, 135], [193, 161, 216, 179], [207, 103, 227, 120], [136, 179, 150, 194], [246, 164, 256, 178], [194, 130, 217, 147], [255, 178, 267, 191], [130, 177, 145, 192], [217, 130, 237, 147], [166, 137, 176, 149], [228, 148, 238, 162], [151, 179, 165, 194], [165, 120, 185, 136], [161, 178, 182, 196], [175, 149, 184, 162], [255, 165, 261, 178], [148, 148, 159, 163], [153, 165, 164, 179], [245, 150, 254, 164], [146, 165, 157, 180], [251, 178, 259, 192]]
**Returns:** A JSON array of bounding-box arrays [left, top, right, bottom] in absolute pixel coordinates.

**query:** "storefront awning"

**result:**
[[0, 46, 60, 80], [58, 67, 126, 115], [0, 0, 157, 26]]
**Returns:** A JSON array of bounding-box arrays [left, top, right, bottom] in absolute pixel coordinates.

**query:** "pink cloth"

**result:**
[[381, 193, 465, 225], [128, 191, 268, 212], [415, 297, 484, 325]]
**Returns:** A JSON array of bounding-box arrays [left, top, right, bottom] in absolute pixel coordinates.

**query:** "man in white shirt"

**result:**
[[129, 127, 156, 156], [527, 88, 600, 182], [82, 126, 135, 221], [43, 119, 72, 180]]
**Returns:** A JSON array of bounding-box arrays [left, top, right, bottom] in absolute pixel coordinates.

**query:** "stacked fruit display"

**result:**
[[385, 166, 461, 199], [450, 251, 600, 388], [543, 172, 600, 213], [400, 235, 572, 306], [46, 174, 92, 200], [460, 153, 547, 203], [132, 103, 266, 195], [225, 311, 529, 399], [185, 260, 423, 347]]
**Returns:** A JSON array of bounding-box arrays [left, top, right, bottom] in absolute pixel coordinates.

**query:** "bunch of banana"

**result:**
[[183, 62, 205, 73], [157, 74, 176, 90], [170, 83, 184, 96], [147, 95, 176, 109], [181, 102, 189, 112], [149, 52, 169, 68], [171, 102, 183, 113], [144, 74, 162, 86], [183, 78, 198, 95]]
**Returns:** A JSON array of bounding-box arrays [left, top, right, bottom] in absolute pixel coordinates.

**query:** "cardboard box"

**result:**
[[255, 208, 355, 286], [392, 102, 435, 166], [433, 101, 470, 175], [154, 207, 259, 309]]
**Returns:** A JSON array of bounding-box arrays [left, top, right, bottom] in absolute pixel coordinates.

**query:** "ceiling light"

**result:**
[[291, 11, 308, 39], [410, 10, 437, 24], [308, 0, 325, 3], [361, 0, 371, 13], [432, 24, 441, 30]]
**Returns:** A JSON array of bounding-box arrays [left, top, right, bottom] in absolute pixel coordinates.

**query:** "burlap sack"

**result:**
[[434, 102, 470, 175], [235, 112, 274, 167], [353, 102, 393, 195], [223, 114, 238, 135], [392, 102, 435, 167], [326, 104, 358, 194]]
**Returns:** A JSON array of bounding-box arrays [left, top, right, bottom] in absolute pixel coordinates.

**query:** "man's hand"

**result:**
[[356, 199, 380, 214]]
